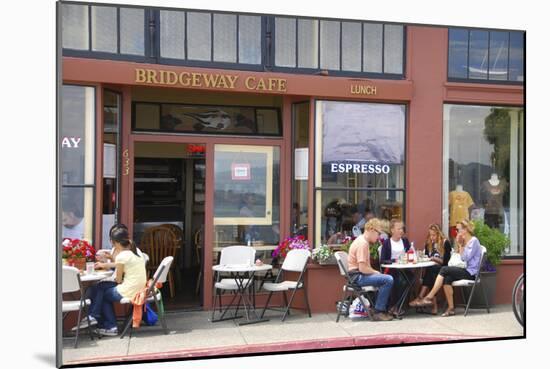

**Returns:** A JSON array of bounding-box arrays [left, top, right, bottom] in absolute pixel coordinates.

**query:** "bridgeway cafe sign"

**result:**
[[135, 68, 287, 92]]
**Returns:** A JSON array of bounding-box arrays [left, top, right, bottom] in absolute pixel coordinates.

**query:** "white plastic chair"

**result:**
[[211, 246, 256, 321], [62, 266, 95, 348], [260, 249, 312, 321], [334, 251, 379, 322], [451, 245, 490, 316], [119, 256, 174, 338]]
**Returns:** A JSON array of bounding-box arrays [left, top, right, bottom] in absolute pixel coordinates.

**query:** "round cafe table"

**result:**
[[79, 269, 114, 283], [211, 263, 272, 325], [380, 260, 436, 317]]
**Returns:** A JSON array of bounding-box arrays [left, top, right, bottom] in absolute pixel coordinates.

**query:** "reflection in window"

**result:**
[[187, 12, 212, 61], [60, 85, 96, 244], [213, 146, 280, 262], [448, 28, 524, 83], [91, 6, 117, 53], [238, 15, 262, 64], [315, 100, 406, 246], [102, 91, 121, 249], [133, 103, 281, 136], [213, 14, 237, 63], [62, 187, 95, 241], [383, 24, 404, 74], [320, 20, 340, 70], [448, 28, 469, 79], [120, 8, 145, 55], [275, 18, 296, 68], [489, 31, 509, 81], [160, 10, 186, 59], [509, 32, 524, 82], [61, 85, 95, 185], [469, 30, 489, 80], [292, 103, 309, 237], [62, 3, 89, 50], [319, 191, 404, 244], [443, 105, 524, 256]]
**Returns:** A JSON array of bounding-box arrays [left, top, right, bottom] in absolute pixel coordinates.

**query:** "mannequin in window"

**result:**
[[449, 184, 474, 238], [481, 173, 507, 229]]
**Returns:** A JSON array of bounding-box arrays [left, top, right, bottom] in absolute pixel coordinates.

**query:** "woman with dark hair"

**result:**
[[409, 223, 452, 314], [79, 225, 146, 336]]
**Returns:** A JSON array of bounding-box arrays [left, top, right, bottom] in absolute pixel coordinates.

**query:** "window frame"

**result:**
[[271, 17, 406, 79], [132, 101, 283, 137], [442, 102, 525, 259], [313, 99, 408, 247], [447, 26, 525, 85], [59, 83, 97, 246], [62, 2, 153, 63]]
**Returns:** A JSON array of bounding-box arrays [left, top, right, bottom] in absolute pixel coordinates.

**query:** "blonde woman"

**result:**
[[416, 220, 482, 317], [409, 224, 452, 314]]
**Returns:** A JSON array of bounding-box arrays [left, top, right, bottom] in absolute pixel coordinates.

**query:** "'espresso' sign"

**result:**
[[135, 68, 287, 92], [330, 162, 390, 174]]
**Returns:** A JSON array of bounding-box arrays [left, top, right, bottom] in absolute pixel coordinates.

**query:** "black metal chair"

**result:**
[[334, 251, 379, 322]]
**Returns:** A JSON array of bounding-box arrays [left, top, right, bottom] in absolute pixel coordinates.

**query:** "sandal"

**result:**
[[409, 299, 422, 307], [441, 309, 455, 317], [418, 297, 434, 307]]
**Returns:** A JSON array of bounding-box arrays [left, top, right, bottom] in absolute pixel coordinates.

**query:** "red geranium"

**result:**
[[62, 238, 96, 262], [272, 235, 310, 259]]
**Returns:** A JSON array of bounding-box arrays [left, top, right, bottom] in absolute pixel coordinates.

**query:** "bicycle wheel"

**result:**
[[512, 274, 524, 327]]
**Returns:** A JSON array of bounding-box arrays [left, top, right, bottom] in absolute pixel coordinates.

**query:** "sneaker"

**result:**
[[358, 296, 371, 309], [72, 316, 97, 330], [97, 327, 118, 336]]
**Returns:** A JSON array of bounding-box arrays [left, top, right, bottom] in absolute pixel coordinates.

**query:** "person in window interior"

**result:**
[[62, 199, 85, 239], [78, 225, 147, 336], [347, 218, 394, 321], [411, 219, 482, 317], [380, 220, 413, 315], [409, 223, 452, 315]]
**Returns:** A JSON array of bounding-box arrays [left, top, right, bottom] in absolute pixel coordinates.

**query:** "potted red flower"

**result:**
[[271, 235, 310, 264], [62, 238, 96, 270]]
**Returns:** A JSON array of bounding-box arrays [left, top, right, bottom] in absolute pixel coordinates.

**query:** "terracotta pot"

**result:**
[[68, 257, 86, 271]]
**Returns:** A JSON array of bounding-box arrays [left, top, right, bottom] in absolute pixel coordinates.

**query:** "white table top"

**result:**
[[212, 264, 273, 273], [381, 261, 436, 269], [79, 270, 114, 282]]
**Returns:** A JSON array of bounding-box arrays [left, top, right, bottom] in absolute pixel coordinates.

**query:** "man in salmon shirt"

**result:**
[[347, 218, 394, 321]]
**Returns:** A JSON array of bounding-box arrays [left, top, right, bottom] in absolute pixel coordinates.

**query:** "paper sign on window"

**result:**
[[231, 163, 251, 180]]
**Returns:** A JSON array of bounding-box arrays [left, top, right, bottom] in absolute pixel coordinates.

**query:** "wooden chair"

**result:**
[[140, 226, 179, 298], [194, 227, 203, 295], [160, 224, 184, 291]]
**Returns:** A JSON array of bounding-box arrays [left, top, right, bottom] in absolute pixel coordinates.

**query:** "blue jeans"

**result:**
[[352, 272, 394, 312], [87, 281, 123, 330]]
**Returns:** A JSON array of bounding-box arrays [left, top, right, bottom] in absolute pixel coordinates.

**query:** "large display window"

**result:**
[[60, 85, 96, 242], [314, 100, 406, 246], [443, 104, 524, 256]]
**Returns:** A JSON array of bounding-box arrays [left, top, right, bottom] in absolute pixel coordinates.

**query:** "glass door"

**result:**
[[212, 144, 281, 262]]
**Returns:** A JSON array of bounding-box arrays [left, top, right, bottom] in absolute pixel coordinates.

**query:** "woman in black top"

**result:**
[[410, 223, 452, 314]]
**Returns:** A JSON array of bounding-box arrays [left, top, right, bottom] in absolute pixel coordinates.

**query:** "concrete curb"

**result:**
[[66, 333, 489, 365]]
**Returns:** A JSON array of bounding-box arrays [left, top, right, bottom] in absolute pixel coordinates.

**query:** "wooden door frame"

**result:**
[[126, 133, 285, 309]]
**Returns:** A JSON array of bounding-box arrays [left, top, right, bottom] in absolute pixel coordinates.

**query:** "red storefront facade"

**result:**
[[61, 7, 524, 312]]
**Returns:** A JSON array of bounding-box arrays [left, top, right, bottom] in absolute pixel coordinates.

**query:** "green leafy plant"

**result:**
[[472, 220, 510, 271], [312, 244, 333, 262]]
